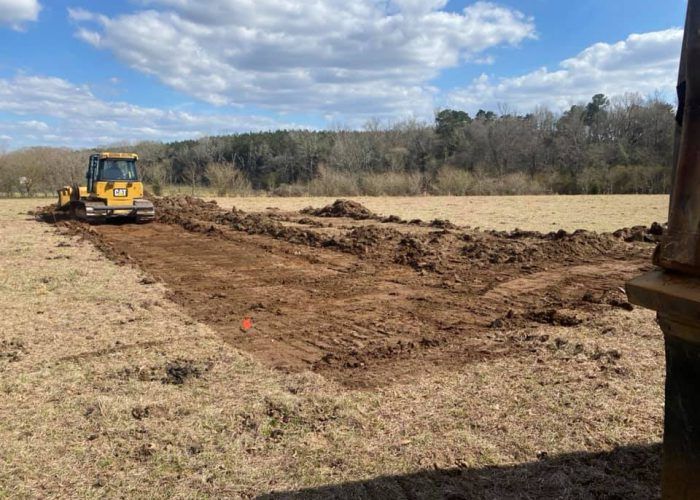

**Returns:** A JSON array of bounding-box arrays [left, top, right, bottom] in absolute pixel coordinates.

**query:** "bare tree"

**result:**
[[205, 161, 251, 196]]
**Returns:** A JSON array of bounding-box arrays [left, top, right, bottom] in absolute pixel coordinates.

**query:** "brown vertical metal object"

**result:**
[[627, 1, 700, 497], [657, 0, 700, 274]]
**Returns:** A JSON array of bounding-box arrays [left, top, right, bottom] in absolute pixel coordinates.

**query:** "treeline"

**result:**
[[0, 93, 675, 197]]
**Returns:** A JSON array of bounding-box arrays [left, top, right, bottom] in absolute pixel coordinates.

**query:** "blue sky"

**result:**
[[0, 0, 688, 149]]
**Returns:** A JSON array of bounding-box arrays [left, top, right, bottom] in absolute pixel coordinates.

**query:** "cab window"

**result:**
[[98, 160, 138, 181]]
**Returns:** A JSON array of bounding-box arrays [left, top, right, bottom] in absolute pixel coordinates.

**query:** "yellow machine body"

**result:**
[[57, 152, 155, 222]]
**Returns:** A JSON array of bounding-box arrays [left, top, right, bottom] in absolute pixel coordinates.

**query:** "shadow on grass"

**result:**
[[258, 443, 661, 500]]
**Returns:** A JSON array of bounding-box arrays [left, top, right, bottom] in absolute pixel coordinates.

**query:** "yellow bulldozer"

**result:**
[[57, 152, 155, 222]]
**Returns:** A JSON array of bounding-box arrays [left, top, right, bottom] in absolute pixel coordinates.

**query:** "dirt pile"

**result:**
[[325, 226, 403, 256], [302, 199, 376, 220], [613, 222, 665, 243], [149, 195, 650, 278], [463, 229, 625, 266], [219, 211, 328, 246], [30, 203, 72, 223], [155, 196, 220, 223]]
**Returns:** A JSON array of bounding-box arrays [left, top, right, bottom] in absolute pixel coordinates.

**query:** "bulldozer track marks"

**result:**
[[50, 197, 656, 389]]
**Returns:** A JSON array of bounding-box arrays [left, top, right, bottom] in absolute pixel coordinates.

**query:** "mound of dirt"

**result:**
[[30, 203, 72, 223], [150, 195, 651, 279], [154, 196, 221, 223], [152, 196, 329, 247], [462, 229, 623, 266], [325, 226, 402, 255], [156, 196, 218, 211], [302, 199, 376, 220], [429, 219, 457, 229], [217, 211, 326, 246], [613, 222, 666, 243]]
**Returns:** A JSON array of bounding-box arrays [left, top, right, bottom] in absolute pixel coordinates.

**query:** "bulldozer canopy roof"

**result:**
[[97, 152, 139, 160]]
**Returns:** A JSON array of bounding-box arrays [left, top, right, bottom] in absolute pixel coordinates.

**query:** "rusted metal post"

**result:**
[[627, 1, 700, 497]]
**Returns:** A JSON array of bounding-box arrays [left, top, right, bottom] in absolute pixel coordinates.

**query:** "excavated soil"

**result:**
[[45, 197, 657, 389]]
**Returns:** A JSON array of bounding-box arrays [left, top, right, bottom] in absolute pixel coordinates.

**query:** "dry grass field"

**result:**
[[215, 195, 669, 233], [0, 196, 665, 499]]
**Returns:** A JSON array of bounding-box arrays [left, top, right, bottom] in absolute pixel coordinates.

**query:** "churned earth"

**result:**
[[47, 197, 659, 390], [0, 196, 665, 498]]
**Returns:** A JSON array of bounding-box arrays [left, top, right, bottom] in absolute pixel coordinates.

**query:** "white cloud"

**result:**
[[19, 119, 49, 131], [0, 75, 307, 149], [448, 28, 683, 114], [67, 7, 98, 22], [70, 1, 535, 119], [0, 0, 40, 28]]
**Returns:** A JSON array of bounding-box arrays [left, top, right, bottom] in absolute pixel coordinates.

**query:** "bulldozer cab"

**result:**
[[87, 153, 140, 193]]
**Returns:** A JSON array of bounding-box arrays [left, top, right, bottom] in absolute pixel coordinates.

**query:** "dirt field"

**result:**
[[1, 196, 665, 498]]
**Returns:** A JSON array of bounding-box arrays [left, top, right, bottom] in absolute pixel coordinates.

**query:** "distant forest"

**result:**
[[0, 93, 675, 197]]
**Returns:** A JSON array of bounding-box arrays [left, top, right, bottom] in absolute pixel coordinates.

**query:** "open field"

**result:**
[[1, 196, 665, 498], [214, 195, 669, 233]]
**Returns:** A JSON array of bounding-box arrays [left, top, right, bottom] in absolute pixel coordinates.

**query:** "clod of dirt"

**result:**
[[429, 219, 457, 229], [46, 255, 71, 260], [162, 358, 212, 385], [380, 215, 404, 224], [649, 222, 665, 236], [582, 291, 601, 304], [613, 223, 666, 243], [117, 365, 162, 382], [84, 405, 99, 419], [527, 310, 583, 327], [116, 358, 212, 384], [490, 318, 505, 329], [296, 217, 327, 227], [187, 442, 204, 455], [302, 199, 376, 220], [134, 443, 157, 461], [394, 237, 436, 270], [0, 340, 27, 363], [609, 299, 634, 311], [131, 406, 151, 420], [591, 347, 622, 363]]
